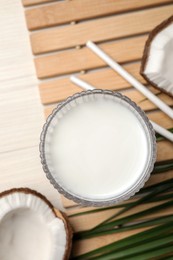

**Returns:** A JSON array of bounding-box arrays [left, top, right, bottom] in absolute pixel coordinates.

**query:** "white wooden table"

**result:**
[[0, 0, 62, 209], [1, 0, 173, 256]]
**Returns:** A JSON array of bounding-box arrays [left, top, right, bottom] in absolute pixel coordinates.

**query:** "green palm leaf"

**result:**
[[72, 222, 173, 259]]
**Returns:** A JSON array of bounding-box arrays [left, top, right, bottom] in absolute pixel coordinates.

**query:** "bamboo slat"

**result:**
[[43, 88, 173, 114], [72, 228, 153, 256], [39, 62, 145, 104], [72, 212, 173, 256], [148, 112, 173, 129], [22, 0, 55, 7], [126, 90, 173, 111], [35, 35, 146, 78], [25, 0, 173, 30], [39, 63, 146, 104], [30, 5, 173, 54], [157, 141, 173, 161], [69, 201, 173, 232]]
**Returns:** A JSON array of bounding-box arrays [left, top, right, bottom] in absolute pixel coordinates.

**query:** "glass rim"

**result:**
[[40, 89, 157, 207]]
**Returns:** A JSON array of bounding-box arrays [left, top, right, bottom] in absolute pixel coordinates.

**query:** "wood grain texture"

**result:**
[[0, 0, 43, 154], [39, 62, 145, 104], [22, 0, 56, 7], [23, 0, 173, 257], [0, 0, 63, 211], [31, 5, 173, 54], [72, 204, 173, 255], [25, 0, 173, 30], [157, 141, 173, 161], [0, 146, 62, 209], [148, 112, 173, 129], [126, 89, 173, 111], [35, 35, 146, 78], [0, 87, 44, 153], [148, 170, 173, 187], [69, 201, 173, 232], [43, 86, 173, 114], [72, 228, 151, 256]]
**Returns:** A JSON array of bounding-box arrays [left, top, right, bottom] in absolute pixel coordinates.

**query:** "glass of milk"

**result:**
[[40, 90, 156, 206]]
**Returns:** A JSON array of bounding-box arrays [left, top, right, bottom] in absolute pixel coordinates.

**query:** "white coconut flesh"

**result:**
[[0, 191, 67, 260], [143, 23, 173, 95]]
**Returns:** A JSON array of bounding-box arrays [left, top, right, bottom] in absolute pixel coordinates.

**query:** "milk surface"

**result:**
[[47, 94, 149, 200]]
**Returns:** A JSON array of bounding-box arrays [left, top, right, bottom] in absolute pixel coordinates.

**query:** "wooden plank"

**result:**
[[62, 195, 78, 209], [39, 77, 173, 116], [72, 209, 173, 255], [25, 0, 173, 30], [147, 111, 173, 129], [0, 146, 62, 209], [0, 87, 44, 153], [72, 228, 151, 256], [125, 89, 173, 112], [35, 35, 146, 78], [71, 201, 173, 256], [147, 170, 173, 187], [0, 0, 63, 210], [42, 86, 173, 113], [157, 141, 173, 161], [31, 5, 173, 54], [39, 62, 146, 104], [22, 0, 56, 7], [69, 201, 173, 232]]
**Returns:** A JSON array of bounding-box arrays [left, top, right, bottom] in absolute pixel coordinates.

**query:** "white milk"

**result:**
[[46, 93, 150, 201]]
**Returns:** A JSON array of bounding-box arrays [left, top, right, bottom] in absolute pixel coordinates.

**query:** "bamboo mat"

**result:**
[[22, 0, 173, 257]]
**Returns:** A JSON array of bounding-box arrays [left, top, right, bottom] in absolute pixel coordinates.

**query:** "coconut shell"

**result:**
[[140, 15, 173, 97], [0, 188, 73, 260], [55, 209, 73, 260]]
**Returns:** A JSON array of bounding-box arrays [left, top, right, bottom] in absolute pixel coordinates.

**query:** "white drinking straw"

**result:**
[[86, 41, 173, 120], [71, 75, 95, 90], [70, 75, 173, 142], [151, 121, 173, 142], [70, 75, 95, 91]]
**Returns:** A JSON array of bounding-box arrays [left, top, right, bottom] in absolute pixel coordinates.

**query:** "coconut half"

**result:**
[[0, 188, 72, 260], [141, 15, 173, 96]]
